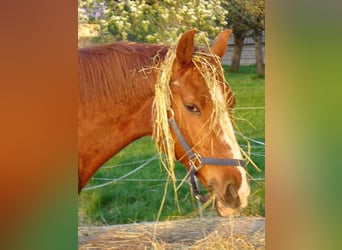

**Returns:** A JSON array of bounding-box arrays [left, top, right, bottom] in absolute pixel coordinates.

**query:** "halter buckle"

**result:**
[[189, 153, 203, 171]]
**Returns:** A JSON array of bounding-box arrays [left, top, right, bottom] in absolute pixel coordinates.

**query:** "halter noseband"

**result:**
[[167, 108, 245, 201]]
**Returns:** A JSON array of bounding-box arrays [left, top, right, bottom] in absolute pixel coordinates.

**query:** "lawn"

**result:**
[[78, 65, 265, 225]]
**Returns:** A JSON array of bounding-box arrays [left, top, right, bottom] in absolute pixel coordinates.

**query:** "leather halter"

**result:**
[[167, 108, 245, 201]]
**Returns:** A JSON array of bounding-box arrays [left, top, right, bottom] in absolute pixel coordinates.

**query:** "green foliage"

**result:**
[[79, 0, 228, 43], [78, 65, 265, 225], [223, 0, 265, 33]]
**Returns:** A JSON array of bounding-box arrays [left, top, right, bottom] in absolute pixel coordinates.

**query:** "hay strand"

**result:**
[[152, 32, 261, 218]]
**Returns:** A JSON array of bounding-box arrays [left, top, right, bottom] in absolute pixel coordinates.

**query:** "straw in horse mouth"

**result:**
[[200, 189, 240, 217], [214, 198, 238, 217]]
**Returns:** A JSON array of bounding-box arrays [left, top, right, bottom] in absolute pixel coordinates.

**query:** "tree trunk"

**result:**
[[230, 32, 245, 73], [254, 29, 265, 75]]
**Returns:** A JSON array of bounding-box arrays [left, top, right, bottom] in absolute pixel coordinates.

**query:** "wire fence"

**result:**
[[83, 154, 160, 191], [84, 133, 265, 191], [83, 100, 266, 190], [102, 157, 160, 169], [85, 156, 265, 191], [234, 106, 265, 110], [236, 132, 265, 146], [90, 177, 265, 182]]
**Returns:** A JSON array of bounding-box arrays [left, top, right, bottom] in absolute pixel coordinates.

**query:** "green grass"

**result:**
[[225, 65, 265, 178], [78, 65, 265, 225]]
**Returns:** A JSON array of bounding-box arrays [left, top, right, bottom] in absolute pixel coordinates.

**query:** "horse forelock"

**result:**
[[153, 44, 238, 166], [78, 42, 168, 110]]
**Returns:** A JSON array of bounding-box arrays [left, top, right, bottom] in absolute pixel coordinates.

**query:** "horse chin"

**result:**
[[214, 198, 238, 217]]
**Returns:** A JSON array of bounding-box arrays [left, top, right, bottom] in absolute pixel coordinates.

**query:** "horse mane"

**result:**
[[78, 42, 169, 109]]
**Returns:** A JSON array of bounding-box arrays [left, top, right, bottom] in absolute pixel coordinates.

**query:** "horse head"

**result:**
[[156, 30, 250, 217]]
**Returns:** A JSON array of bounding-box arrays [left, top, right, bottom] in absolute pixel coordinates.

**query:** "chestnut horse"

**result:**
[[78, 30, 250, 217]]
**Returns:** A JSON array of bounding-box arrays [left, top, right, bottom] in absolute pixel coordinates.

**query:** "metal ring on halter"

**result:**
[[189, 153, 203, 171], [167, 107, 174, 118]]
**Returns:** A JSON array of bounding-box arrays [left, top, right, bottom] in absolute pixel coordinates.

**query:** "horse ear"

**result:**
[[210, 29, 233, 59], [176, 30, 196, 65]]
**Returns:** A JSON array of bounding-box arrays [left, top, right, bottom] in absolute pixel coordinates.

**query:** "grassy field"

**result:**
[[78, 65, 265, 225]]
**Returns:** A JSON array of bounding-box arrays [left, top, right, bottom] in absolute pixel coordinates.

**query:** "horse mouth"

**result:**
[[214, 198, 238, 217], [207, 182, 242, 217], [201, 193, 240, 217]]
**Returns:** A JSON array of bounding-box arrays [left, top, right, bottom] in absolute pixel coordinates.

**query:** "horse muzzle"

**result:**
[[210, 182, 242, 217], [214, 198, 239, 217]]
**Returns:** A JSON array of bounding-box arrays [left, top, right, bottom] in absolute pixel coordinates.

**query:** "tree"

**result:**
[[245, 0, 265, 75], [78, 0, 229, 44], [223, 0, 250, 73], [223, 0, 265, 75]]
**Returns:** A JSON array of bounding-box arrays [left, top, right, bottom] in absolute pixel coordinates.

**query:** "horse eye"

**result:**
[[185, 104, 201, 114]]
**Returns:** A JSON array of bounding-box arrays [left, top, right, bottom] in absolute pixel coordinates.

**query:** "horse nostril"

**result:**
[[225, 183, 241, 208], [228, 183, 238, 199]]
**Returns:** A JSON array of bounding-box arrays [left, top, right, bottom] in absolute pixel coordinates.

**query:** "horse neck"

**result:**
[[78, 43, 166, 191], [78, 98, 155, 191]]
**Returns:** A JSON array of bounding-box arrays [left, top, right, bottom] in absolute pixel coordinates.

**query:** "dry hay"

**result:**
[[151, 34, 260, 218], [78, 216, 264, 249], [152, 32, 261, 187], [152, 34, 238, 177]]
